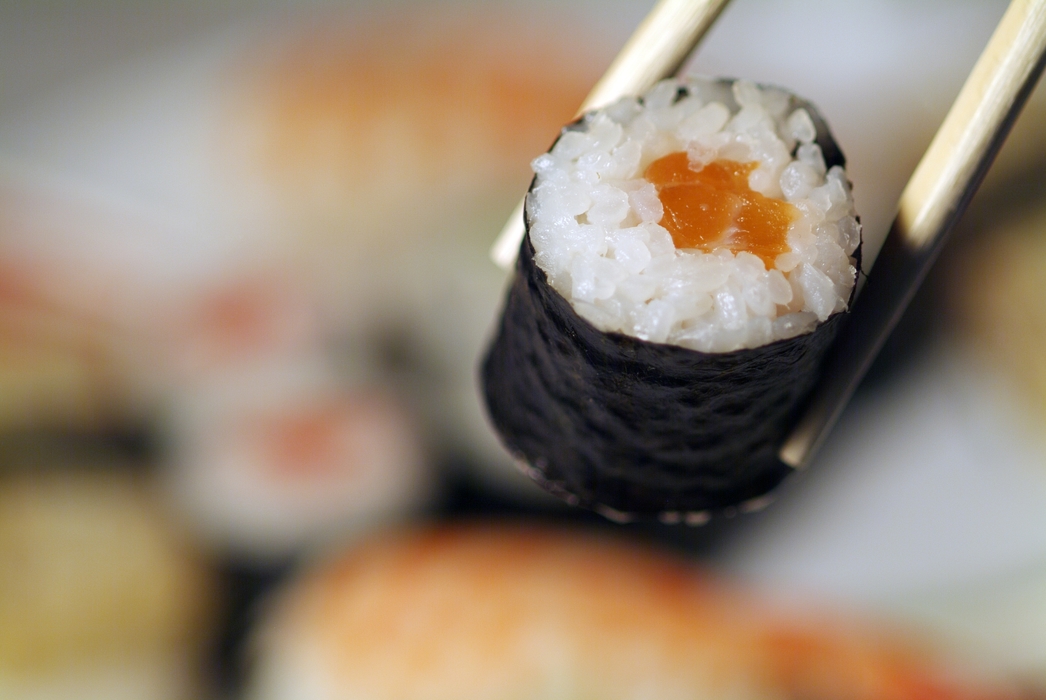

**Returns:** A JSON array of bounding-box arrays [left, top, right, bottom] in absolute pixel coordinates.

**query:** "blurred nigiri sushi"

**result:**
[[246, 523, 1027, 700], [221, 9, 603, 231]]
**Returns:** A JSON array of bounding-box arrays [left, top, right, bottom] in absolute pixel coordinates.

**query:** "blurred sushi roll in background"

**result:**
[[163, 354, 431, 564], [154, 260, 436, 561], [246, 523, 1027, 700], [144, 250, 438, 573], [0, 465, 216, 700]]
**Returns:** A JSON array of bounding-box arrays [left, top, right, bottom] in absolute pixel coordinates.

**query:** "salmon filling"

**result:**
[[645, 152, 796, 268]]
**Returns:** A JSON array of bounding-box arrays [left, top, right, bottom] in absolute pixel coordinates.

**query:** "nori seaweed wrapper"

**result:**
[[481, 81, 859, 520]]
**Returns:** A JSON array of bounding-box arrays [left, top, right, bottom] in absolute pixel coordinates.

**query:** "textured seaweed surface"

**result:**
[[482, 238, 847, 518], [481, 81, 858, 519]]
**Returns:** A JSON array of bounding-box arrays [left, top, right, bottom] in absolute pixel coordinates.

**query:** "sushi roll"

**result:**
[[163, 356, 432, 563], [482, 78, 861, 518], [246, 524, 1021, 700]]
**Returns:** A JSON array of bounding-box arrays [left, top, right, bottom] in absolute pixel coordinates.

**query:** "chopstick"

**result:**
[[490, 0, 731, 270], [779, 0, 1046, 469]]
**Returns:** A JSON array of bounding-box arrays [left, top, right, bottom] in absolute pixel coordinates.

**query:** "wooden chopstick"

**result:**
[[779, 0, 1046, 469], [490, 0, 731, 270]]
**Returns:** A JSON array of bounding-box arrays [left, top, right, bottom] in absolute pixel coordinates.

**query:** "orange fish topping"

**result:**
[[644, 152, 797, 267]]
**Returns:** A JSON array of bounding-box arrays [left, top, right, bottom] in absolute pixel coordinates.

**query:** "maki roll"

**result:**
[[164, 356, 432, 563], [482, 77, 861, 519]]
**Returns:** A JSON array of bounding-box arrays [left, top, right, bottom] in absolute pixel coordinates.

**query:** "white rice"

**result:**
[[527, 77, 860, 353]]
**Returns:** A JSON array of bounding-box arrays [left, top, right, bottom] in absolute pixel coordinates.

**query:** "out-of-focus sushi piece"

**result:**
[[246, 523, 1025, 700], [163, 356, 431, 564], [221, 9, 603, 233], [145, 232, 434, 562], [0, 468, 216, 700]]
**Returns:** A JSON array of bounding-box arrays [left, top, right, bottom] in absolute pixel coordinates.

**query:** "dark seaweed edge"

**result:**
[[481, 77, 862, 521]]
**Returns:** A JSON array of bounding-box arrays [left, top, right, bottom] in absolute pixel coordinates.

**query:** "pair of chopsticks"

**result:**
[[490, 0, 1046, 472]]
